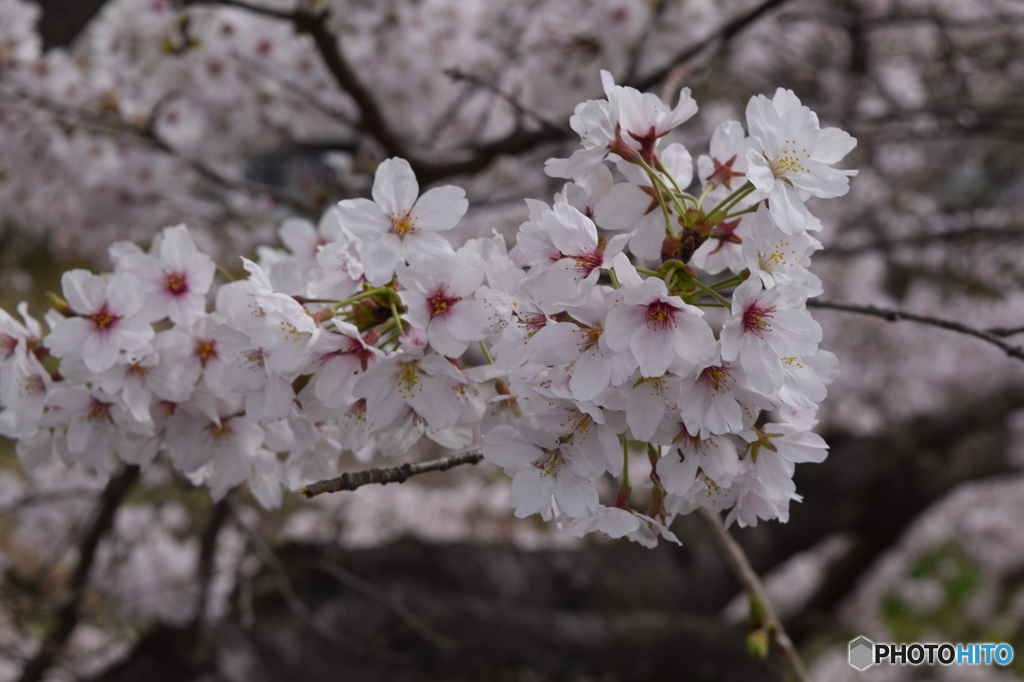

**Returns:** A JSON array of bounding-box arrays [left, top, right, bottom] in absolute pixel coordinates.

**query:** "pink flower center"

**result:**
[[207, 420, 234, 440], [626, 124, 659, 165], [644, 301, 677, 331], [194, 338, 218, 367], [320, 337, 377, 372], [571, 249, 603, 275], [390, 212, 418, 237], [88, 398, 112, 421], [532, 449, 562, 476], [702, 366, 732, 393], [20, 374, 45, 397], [129, 363, 151, 377], [742, 303, 775, 338], [427, 286, 461, 318], [673, 428, 714, 459], [163, 271, 189, 296], [89, 304, 120, 332], [519, 312, 547, 337], [0, 334, 16, 358]]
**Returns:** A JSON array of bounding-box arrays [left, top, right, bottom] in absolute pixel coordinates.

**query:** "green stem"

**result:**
[[691, 280, 733, 308], [216, 265, 236, 282], [709, 181, 755, 220], [647, 443, 660, 467], [615, 437, 632, 509], [609, 269, 620, 289], [335, 287, 388, 309], [635, 267, 662, 278], [695, 182, 715, 208], [657, 161, 696, 206], [710, 273, 749, 290], [388, 297, 404, 333], [651, 179, 676, 238], [723, 206, 758, 219], [479, 340, 495, 364], [643, 162, 688, 220]]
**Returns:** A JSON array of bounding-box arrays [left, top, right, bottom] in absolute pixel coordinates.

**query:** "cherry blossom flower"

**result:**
[[398, 251, 488, 357], [677, 355, 772, 439], [337, 157, 467, 285], [526, 287, 637, 401], [483, 424, 599, 519], [517, 202, 630, 307], [353, 350, 466, 432], [0, 302, 41, 368], [116, 224, 215, 325], [657, 426, 744, 496], [745, 88, 857, 233], [547, 70, 698, 177], [46, 270, 154, 373], [719, 278, 821, 393], [740, 205, 821, 294], [308, 322, 382, 409], [603, 277, 716, 377]]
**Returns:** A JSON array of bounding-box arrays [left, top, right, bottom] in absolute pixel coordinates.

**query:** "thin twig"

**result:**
[[988, 325, 1024, 337], [17, 466, 140, 682], [807, 300, 1024, 363], [695, 508, 812, 682], [301, 451, 484, 498], [445, 68, 568, 135], [296, 558, 455, 651], [225, 498, 364, 654]]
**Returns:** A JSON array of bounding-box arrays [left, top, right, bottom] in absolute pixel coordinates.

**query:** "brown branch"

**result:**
[[807, 300, 1024, 363], [301, 451, 484, 498], [695, 508, 812, 682], [988, 325, 1024, 337], [183, 0, 791, 184], [185, 497, 231, 646], [632, 0, 793, 93], [31, 0, 111, 49], [297, 558, 455, 651], [445, 68, 568, 135], [17, 466, 140, 682], [624, 0, 671, 83]]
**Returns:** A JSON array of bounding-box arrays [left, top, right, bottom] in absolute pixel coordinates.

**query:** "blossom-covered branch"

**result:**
[[0, 74, 857, 547], [807, 300, 1024, 362], [302, 452, 485, 498]]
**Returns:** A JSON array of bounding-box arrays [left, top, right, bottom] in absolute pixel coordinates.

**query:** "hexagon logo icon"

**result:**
[[849, 636, 875, 670]]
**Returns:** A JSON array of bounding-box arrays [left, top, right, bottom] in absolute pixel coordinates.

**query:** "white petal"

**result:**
[[412, 185, 468, 232], [372, 158, 419, 214]]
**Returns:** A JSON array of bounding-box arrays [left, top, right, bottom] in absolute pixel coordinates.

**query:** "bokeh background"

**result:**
[[1, 0, 1023, 679]]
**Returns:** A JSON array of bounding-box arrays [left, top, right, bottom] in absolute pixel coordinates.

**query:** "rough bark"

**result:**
[[30, 0, 110, 50]]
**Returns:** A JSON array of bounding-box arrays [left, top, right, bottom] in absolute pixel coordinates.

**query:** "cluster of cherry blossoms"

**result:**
[[0, 71, 856, 546], [0, 0, 726, 261]]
